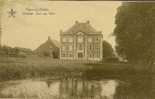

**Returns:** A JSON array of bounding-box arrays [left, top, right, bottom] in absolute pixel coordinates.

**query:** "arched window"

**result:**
[[78, 44, 83, 50], [77, 36, 83, 43], [88, 37, 92, 42]]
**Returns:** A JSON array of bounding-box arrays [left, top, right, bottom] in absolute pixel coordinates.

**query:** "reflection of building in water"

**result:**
[[60, 21, 103, 61], [59, 78, 102, 99], [1, 79, 118, 99]]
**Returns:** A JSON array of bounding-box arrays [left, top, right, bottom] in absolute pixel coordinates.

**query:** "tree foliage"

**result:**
[[0, 46, 33, 57], [114, 2, 155, 66], [102, 41, 115, 58]]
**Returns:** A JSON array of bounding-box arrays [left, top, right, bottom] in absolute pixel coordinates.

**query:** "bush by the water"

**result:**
[[0, 57, 87, 81], [0, 56, 153, 81], [0, 63, 74, 81]]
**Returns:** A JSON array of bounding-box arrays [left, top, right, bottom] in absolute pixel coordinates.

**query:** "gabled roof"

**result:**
[[61, 21, 102, 35], [34, 36, 60, 53]]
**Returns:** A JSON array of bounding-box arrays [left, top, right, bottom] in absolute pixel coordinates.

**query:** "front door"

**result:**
[[78, 52, 83, 59]]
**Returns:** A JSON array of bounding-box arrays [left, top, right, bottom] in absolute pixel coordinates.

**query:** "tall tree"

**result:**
[[102, 41, 115, 58], [114, 2, 155, 67], [0, 13, 1, 46]]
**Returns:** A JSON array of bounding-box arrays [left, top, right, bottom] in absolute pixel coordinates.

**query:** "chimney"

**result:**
[[86, 20, 90, 24], [75, 20, 78, 24], [48, 36, 51, 41]]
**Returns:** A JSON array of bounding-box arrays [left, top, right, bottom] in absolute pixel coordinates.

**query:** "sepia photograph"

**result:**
[[0, 0, 155, 99]]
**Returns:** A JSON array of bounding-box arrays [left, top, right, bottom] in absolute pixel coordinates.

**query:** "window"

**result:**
[[97, 52, 100, 58], [77, 36, 83, 43], [95, 37, 100, 42], [89, 54, 91, 58], [88, 37, 92, 42], [95, 44, 100, 50], [68, 38, 73, 43], [61, 53, 65, 57], [89, 45, 92, 50], [78, 53, 83, 58], [62, 38, 66, 42], [61, 53, 67, 57], [62, 37, 73, 42], [78, 44, 83, 50], [62, 46, 66, 51], [69, 45, 73, 51], [69, 53, 73, 57], [66, 46, 70, 51], [62, 45, 73, 51]]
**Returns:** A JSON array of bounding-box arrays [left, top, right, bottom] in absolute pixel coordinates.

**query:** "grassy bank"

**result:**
[[0, 56, 154, 81], [0, 56, 88, 81]]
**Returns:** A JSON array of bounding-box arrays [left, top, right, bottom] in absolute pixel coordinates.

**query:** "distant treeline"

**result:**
[[0, 46, 33, 57]]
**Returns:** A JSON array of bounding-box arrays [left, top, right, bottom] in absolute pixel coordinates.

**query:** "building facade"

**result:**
[[60, 21, 103, 61]]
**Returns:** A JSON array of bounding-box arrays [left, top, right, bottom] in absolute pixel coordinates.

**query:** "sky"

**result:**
[[1, 1, 121, 50]]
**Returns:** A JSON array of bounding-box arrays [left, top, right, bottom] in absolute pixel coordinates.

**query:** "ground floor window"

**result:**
[[78, 52, 83, 58]]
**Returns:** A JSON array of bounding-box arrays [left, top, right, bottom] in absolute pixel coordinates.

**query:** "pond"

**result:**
[[0, 76, 154, 99]]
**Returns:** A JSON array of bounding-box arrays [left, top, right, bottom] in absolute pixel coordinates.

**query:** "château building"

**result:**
[[60, 21, 103, 61]]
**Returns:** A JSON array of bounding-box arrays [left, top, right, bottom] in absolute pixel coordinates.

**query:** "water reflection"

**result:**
[[0, 79, 119, 99], [1, 80, 60, 98]]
